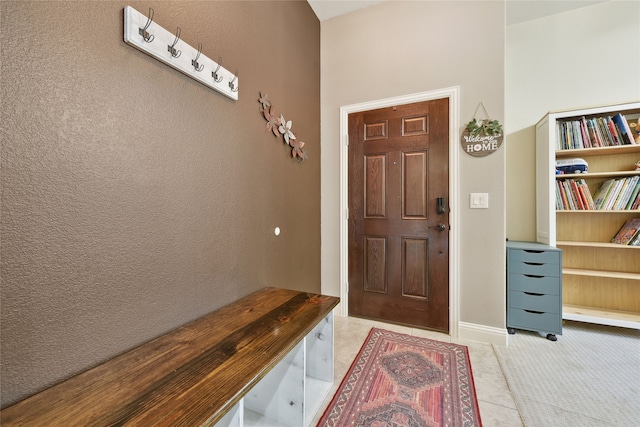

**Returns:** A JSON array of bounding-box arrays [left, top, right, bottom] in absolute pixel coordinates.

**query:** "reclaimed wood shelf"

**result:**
[[0, 287, 339, 427]]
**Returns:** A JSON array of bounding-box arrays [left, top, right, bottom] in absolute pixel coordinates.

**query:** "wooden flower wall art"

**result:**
[[259, 93, 307, 161]]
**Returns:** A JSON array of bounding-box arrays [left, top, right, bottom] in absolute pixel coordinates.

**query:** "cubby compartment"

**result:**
[[244, 341, 306, 427], [304, 311, 334, 426], [214, 401, 243, 427], [227, 311, 334, 427]]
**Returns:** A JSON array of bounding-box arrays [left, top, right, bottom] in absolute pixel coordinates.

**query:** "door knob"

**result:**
[[436, 223, 447, 231]]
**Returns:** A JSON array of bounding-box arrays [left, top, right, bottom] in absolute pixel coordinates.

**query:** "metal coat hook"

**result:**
[[229, 70, 239, 92], [124, 6, 238, 100], [167, 27, 181, 58], [192, 43, 204, 72], [138, 8, 155, 42], [212, 57, 223, 83]]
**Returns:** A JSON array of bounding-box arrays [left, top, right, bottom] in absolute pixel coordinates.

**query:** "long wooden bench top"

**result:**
[[1, 287, 339, 426]]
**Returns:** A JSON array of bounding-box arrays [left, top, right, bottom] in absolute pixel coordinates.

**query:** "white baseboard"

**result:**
[[458, 321, 508, 346]]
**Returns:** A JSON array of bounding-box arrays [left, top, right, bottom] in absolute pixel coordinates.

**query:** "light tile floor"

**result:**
[[312, 315, 523, 426]]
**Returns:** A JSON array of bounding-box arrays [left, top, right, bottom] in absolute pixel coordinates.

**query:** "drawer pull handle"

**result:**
[[524, 309, 544, 314], [524, 274, 543, 278], [524, 250, 543, 254], [524, 262, 543, 266], [524, 292, 544, 296]]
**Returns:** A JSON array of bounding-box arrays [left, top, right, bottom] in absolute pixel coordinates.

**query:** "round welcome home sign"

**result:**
[[461, 117, 504, 157]]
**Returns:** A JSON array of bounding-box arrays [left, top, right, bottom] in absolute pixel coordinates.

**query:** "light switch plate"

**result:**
[[470, 193, 489, 209]]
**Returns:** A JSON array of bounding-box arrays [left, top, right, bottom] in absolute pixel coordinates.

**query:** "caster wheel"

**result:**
[[507, 328, 516, 335], [546, 333, 557, 341]]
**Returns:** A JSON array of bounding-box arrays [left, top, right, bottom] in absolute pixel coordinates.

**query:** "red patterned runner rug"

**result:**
[[317, 328, 482, 426]]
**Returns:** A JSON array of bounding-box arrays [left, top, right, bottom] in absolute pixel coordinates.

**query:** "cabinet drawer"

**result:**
[[509, 261, 560, 277], [509, 249, 560, 265], [509, 273, 560, 295], [509, 291, 560, 314], [508, 308, 561, 334]]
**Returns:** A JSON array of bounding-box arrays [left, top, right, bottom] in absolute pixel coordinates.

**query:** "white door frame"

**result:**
[[339, 86, 460, 337]]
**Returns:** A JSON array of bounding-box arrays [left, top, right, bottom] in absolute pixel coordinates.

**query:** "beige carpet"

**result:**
[[493, 320, 640, 426]]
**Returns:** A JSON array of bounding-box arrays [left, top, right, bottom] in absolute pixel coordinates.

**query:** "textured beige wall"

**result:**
[[320, 1, 506, 329], [1, 0, 320, 407]]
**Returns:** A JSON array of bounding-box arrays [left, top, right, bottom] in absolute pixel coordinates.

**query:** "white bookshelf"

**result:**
[[536, 101, 640, 329]]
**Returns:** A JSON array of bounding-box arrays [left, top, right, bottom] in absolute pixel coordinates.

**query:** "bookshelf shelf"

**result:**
[[556, 171, 640, 179], [557, 240, 640, 249], [536, 101, 640, 330], [556, 145, 640, 157], [563, 305, 640, 329], [562, 268, 640, 281], [556, 210, 639, 213]]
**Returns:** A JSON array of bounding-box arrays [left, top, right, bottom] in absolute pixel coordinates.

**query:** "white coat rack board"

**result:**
[[123, 6, 238, 100]]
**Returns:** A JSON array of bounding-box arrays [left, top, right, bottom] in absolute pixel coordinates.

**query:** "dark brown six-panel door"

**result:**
[[348, 98, 449, 332]]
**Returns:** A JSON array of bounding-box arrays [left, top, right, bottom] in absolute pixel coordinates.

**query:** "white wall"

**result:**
[[321, 1, 506, 339], [506, 1, 640, 241]]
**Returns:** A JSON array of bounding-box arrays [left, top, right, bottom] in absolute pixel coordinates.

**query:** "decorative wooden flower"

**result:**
[[291, 139, 307, 160], [258, 92, 307, 161], [278, 115, 296, 145], [263, 106, 280, 137], [259, 93, 271, 110]]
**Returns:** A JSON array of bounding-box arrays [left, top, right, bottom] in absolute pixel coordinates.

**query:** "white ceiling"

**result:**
[[307, 0, 609, 25], [307, 0, 384, 21]]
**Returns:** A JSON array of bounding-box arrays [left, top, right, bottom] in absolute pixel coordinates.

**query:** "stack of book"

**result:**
[[611, 218, 640, 245], [557, 176, 640, 210], [556, 178, 595, 210], [556, 113, 639, 150]]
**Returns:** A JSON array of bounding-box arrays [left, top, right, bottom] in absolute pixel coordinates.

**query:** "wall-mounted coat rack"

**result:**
[[124, 6, 238, 100]]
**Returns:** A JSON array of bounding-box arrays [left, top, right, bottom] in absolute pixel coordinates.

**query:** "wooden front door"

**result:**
[[348, 98, 449, 332]]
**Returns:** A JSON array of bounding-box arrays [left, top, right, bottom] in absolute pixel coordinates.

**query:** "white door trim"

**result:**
[[339, 86, 460, 337]]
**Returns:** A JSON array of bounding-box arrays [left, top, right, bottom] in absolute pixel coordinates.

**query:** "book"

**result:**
[[562, 180, 576, 209], [568, 179, 583, 209], [579, 117, 589, 148], [610, 218, 640, 244], [603, 179, 624, 210], [554, 178, 597, 210], [592, 118, 607, 146], [606, 117, 622, 145], [592, 179, 617, 209], [578, 179, 596, 209], [615, 176, 638, 210], [626, 116, 640, 144], [633, 191, 640, 210], [626, 181, 640, 210], [611, 177, 631, 210], [611, 113, 635, 145], [597, 117, 613, 146], [556, 113, 640, 149], [555, 182, 565, 210], [586, 119, 600, 147]]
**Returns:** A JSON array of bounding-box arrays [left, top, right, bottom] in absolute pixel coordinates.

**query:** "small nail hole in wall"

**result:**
[[274, 227, 281, 236]]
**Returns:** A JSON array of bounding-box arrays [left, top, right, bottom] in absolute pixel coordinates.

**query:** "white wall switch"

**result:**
[[470, 193, 489, 209]]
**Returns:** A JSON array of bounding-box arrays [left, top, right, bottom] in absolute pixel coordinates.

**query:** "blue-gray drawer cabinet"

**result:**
[[506, 241, 562, 341]]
